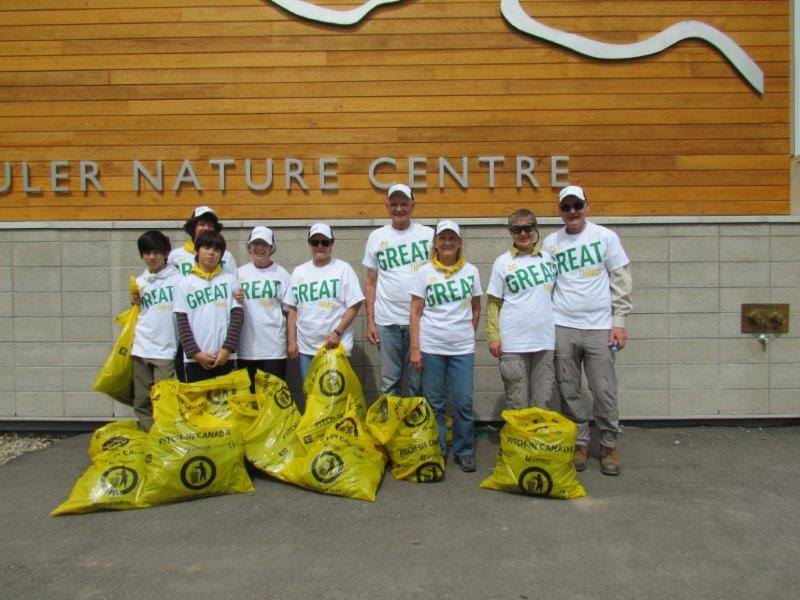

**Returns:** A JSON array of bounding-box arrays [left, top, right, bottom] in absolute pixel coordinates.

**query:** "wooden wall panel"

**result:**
[[0, 0, 791, 220]]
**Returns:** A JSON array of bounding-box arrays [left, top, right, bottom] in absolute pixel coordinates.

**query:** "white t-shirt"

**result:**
[[173, 272, 243, 362], [362, 222, 434, 326], [284, 258, 365, 356], [237, 262, 290, 360], [168, 245, 238, 278], [543, 221, 630, 330], [486, 250, 556, 352], [410, 262, 482, 355], [132, 265, 181, 360]]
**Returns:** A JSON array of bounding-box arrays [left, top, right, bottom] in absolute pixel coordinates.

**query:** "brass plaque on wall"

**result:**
[[740, 304, 790, 334]]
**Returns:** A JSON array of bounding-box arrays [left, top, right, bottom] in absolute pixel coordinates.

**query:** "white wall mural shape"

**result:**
[[265, 0, 764, 93]]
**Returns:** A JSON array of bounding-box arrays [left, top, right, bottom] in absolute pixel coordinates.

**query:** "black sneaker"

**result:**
[[455, 454, 476, 472]]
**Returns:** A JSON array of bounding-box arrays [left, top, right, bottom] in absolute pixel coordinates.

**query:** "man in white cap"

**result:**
[[169, 205, 238, 277], [362, 183, 434, 397], [543, 185, 633, 476]]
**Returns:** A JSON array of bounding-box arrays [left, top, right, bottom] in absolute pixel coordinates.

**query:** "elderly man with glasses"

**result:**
[[544, 186, 633, 476]]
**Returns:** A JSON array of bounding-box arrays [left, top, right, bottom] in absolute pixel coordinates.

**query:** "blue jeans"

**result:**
[[378, 324, 421, 397], [420, 352, 475, 458], [297, 353, 316, 414]]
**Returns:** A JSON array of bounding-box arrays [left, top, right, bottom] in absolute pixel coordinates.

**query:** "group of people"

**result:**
[[128, 182, 633, 477]]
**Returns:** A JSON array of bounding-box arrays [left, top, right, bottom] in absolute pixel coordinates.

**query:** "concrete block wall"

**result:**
[[0, 218, 798, 422]]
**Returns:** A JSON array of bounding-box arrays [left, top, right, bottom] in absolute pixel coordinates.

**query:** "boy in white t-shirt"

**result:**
[[237, 226, 290, 390], [285, 223, 364, 411], [487, 209, 556, 411], [363, 183, 434, 397], [173, 231, 244, 383], [168, 205, 238, 277], [131, 231, 181, 431], [543, 185, 633, 476]]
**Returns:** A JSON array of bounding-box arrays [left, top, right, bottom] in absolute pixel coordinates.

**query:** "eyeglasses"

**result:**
[[559, 201, 585, 213], [509, 223, 536, 235], [309, 239, 332, 247]]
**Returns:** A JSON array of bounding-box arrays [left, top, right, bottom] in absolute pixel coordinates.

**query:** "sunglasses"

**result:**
[[309, 239, 332, 247], [559, 201, 586, 213], [509, 223, 536, 235]]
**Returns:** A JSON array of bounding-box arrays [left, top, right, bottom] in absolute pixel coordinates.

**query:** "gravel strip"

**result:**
[[0, 432, 67, 466]]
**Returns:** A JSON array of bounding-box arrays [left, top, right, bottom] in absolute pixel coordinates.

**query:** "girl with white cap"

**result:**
[[409, 220, 482, 472], [285, 223, 365, 411], [169, 205, 238, 277], [237, 226, 291, 390]]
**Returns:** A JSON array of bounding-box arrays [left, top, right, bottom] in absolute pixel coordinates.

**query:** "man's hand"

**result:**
[[610, 327, 628, 350], [212, 348, 231, 368], [130, 291, 141, 306], [410, 348, 423, 372], [233, 288, 244, 304], [194, 352, 216, 370], [287, 340, 299, 359], [366, 322, 380, 346], [325, 330, 341, 349], [489, 341, 502, 358]]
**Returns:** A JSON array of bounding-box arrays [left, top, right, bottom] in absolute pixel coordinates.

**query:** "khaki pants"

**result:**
[[555, 326, 620, 448], [498, 350, 555, 410], [132, 356, 175, 432]]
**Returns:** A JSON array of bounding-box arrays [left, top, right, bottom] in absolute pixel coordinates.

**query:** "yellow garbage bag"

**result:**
[[366, 395, 444, 483], [297, 346, 366, 446], [140, 378, 254, 506], [283, 398, 386, 502], [480, 407, 586, 500], [150, 370, 256, 433], [244, 370, 307, 483], [176, 369, 255, 431], [51, 420, 149, 516], [92, 277, 140, 405]]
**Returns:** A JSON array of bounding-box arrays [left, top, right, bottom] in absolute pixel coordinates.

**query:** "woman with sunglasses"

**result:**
[[409, 220, 482, 472], [285, 223, 364, 408], [486, 209, 556, 411]]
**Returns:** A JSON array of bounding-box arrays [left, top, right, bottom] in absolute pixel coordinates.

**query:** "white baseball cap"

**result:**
[[558, 185, 586, 204], [193, 205, 219, 219], [387, 183, 413, 201], [248, 226, 274, 245], [435, 220, 461, 237], [308, 222, 333, 240]]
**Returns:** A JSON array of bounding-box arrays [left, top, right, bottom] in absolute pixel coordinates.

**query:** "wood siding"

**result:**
[[0, 0, 791, 220]]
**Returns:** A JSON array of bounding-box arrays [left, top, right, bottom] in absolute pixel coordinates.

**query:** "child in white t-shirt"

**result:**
[[409, 220, 482, 473], [237, 226, 290, 390], [168, 205, 238, 277], [173, 231, 244, 383], [285, 223, 364, 411], [131, 231, 181, 431]]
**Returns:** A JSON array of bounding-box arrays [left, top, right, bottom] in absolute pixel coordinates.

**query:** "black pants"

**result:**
[[239, 359, 288, 392], [183, 360, 238, 383]]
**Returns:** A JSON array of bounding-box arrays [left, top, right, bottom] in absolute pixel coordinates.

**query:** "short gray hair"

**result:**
[[507, 209, 538, 228]]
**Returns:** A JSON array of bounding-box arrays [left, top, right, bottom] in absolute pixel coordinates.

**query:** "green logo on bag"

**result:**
[[335, 417, 358, 437], [319, 369, 345, 398], [275, 388, 293, 409], [101, 466, 138, 496], [518, 467, 553, 497], [403, 403, 431, 428], [101, 436, 130, 451], [180, 456, 217, 490], [415, 462, 444, 483], [206, 391, 227, 406], [311, 451, 344, 484]]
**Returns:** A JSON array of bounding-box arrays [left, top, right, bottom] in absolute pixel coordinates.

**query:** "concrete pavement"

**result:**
[[1, 424, 798, 599]]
